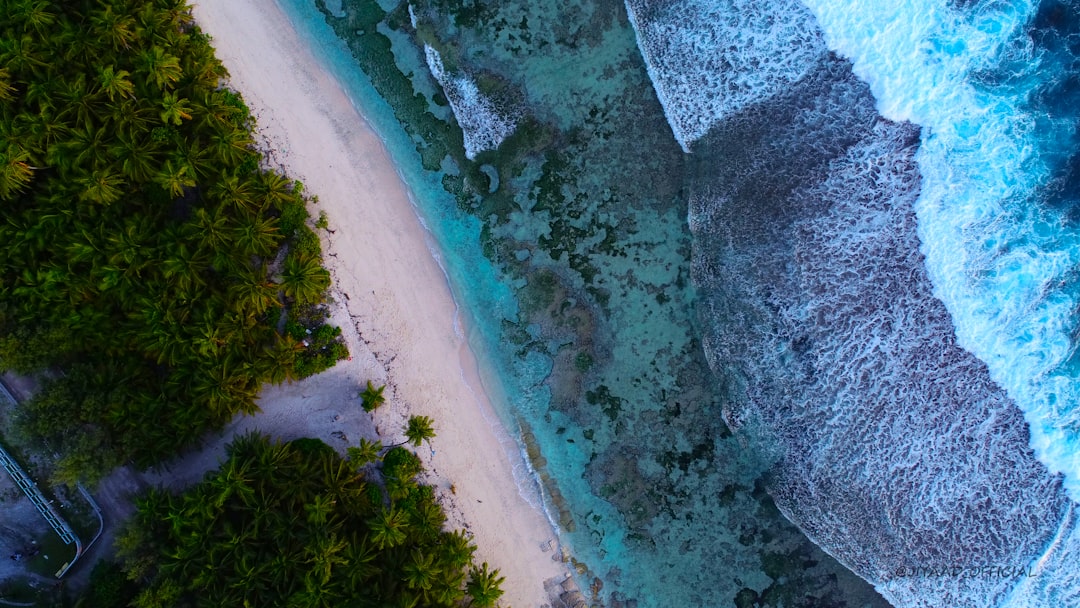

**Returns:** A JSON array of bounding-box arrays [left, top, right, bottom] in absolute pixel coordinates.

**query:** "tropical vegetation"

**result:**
[[360, 379, 388, 412], [0, 0, 346, 483], [105, 432, 504, 607]]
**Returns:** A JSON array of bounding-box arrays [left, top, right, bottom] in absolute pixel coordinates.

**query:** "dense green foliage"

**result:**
[[114, 433, 504, 607], [72, 561, 142, 608], [0, 0, 345, 482]]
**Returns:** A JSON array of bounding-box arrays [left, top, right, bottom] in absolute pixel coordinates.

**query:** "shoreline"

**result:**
[[187, 0, 572, 604]]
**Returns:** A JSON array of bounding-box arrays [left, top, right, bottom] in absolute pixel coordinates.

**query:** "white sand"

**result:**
[[183, 1, 572, 604]]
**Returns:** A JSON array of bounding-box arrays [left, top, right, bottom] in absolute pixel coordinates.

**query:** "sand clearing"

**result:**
[[182, 1, 572, 604]]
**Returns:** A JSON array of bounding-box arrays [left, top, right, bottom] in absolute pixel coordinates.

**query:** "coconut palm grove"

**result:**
[[0, 0, 501, 605], [0, 0, 344, 481], [90, 433, 504, 607]]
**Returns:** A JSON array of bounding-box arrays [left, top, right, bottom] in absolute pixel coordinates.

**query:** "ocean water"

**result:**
[[632, 0, 1080, 605], [801, 0, 1080, 504], [274, 0, 1080, 605], [277, 0, 892, 605]]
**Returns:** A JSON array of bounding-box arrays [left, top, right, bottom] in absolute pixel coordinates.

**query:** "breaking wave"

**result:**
[[629, 0, 1080, 604], [624, 0, 825, 150], [424, 45, 520, 159]]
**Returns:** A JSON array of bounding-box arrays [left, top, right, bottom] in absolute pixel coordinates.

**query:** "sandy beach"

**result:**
[[180, 0, 572, 604]]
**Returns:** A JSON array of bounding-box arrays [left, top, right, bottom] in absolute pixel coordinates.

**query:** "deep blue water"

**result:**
[[279, 0, 1080, 605]]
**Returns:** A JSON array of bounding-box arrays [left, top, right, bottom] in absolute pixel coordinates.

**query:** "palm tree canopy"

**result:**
[[404, 415, 436, 447], [0, 0, 345, 483], [108, 434, 496, 607], [359, 380, 386, 412]]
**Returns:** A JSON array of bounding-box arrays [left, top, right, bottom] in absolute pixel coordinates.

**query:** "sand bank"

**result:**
[[184, 1, 571, 604]]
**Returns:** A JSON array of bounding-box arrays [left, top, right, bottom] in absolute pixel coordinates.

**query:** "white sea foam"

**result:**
[[799, 0, 1080, 500], [624, 0, 826, 150], [424, 45, 519, 160], [692, 110, 1080, 606]]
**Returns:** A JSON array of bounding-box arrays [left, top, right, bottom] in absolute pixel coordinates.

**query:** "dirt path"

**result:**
[[59, 467, 144, 589], [55, 342, 383, 589], [141, 306, 383, 494]]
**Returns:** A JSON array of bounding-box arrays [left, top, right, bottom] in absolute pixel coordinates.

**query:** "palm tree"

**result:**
[[192, 89, 238, 130], [229, 266, 279, 317], [210, 173, 257, 213], [230, 553, 271, 602], [211, 457, 256, 508], [402, 415, 436, 448], [347, 437, 383, 468], [138, 46, 183, 90], [107, 216, 154, 268], [401, 549, 440, 600], [175, 139, 215, 181], [304, 493, 337, 527], [66, 122, 111, 170], [160, 241, 210, 293], [0, 67, 15, 103], [223, 429, 267, 462], [9, 0, 56, 36], [136, 320, 186, 366], [408, 500, 446, 543], [54, 17, 94, 64], [320, 456, 365, 503], [192, 358, 245, 418], [343, 541, 379, 588], [182, 39, 227, 92], [258, 334, 303, 384], [159, 91, 193, 125], [97, 65, 135, 101], [0, 145, 35, 199], [1, 35, 49, 78], [368, 508, 409, 550], [56, 74, 104, 129], [465, 562, 505, 608], [304, 532, 349, 587], [152, 0, 194, 30], [23, 108, 70, 152], [359, 380, 386, 412], [254, 170, 298, 211], [134, 2, 175, 45], [156, 158, 195, 197], [78, 168, 126, 204], [91, 6, 138, 51], [438, 529, 476, 569], [280, 252, 331, 305], [432, 571, 466, 606], [233, 215, 281, 257], [191, 317, 229, 357], [210, 127, 254, 166], [109, 130, 160, 182], [266, 553, 297, 596]]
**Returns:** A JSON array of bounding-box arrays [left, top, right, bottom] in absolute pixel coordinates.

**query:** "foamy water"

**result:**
[[624, 0, 825, 150], [632, 0, 1080, 605], [423, 45, 519, 159], [799, 0, 1080, 499]]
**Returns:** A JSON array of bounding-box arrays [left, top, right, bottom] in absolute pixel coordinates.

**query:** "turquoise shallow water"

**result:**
[[275, 0, 1080, 605], [274, 0, 890, 605]]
